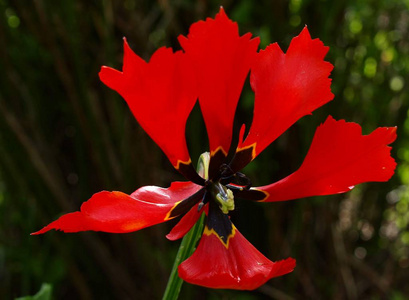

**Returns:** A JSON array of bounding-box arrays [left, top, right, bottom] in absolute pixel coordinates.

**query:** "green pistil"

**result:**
[[210, 181, 235, 214]]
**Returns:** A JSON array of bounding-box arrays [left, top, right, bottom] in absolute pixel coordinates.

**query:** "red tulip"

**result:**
[[34, 8, 396, 290]]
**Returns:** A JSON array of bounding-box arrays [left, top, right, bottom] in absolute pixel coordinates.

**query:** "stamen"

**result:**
[[220, 171, 252, 189], [197, 190, 209, 212], [219, 163, 234, 178], [225, 184, 244, 191], [234, 172, 252, 189], [197, 202, 204, 212]]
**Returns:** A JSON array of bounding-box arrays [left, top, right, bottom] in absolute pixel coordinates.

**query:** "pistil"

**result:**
[[209, 181, 235, 214]]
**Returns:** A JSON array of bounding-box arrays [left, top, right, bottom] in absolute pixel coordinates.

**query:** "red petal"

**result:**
[[178, 8, 259, 161], [33, 181, 202, 234], [178, 224, 295, 290], [166, 203, 205, 241], [231, 27, 333, 170], [257, 116, 397, 202], [99, 41, 197, 171], [130, 181, 202, 203]]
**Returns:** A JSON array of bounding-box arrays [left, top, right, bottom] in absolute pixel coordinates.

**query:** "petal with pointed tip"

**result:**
[[179, 8, 259, 165], [99, 42, 202, 183], [166, 203, 206, 241], [231, 27, 333, 171], [178, 223, 295, 290], [257, 116, 397, 202], [33, 181, 202, 234]]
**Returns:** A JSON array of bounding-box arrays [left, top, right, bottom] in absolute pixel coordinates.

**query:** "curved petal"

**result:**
[[230, 27, 334, 171], [178, 224, 295, 290], [166, 203, 206, 241], [99, 41, 203, 184], [178, 201, 295, 289], [256, 116, 397, 202], [130, 181, 202, 204], [33, 181, 203, 234], [178, 8, 260, 171]]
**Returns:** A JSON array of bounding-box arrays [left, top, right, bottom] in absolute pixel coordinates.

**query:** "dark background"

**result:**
[[1, 0, 408, 299]]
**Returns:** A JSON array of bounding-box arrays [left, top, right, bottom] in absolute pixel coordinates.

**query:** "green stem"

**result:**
[[162, 213, 205, 300], [162, 152, 209, 300]]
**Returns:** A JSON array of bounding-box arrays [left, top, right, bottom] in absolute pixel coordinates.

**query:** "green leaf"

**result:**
[[15, 283, 53, 300]]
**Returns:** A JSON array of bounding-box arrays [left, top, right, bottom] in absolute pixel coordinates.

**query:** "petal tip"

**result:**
[[165, 233, 176, 241], [300, 25, 311, 36], [271, 257, 296, 278], [217, 6, 227, 18], [31, 225, 56, 235]]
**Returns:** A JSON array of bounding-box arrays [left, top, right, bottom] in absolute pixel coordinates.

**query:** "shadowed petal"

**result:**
[[179, 8, 259, 172], [178, 201, 295, 289], [166, 203, 206, 241], [99, 41, 203, 184], [178, 223, 295, 290], [256, 116, 397, 202], [231, 27, 334, 171], [33, 182, 203, 234]]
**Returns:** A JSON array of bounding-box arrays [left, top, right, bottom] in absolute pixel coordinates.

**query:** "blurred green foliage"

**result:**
[[0, 0, 408, 299], [16, 283, 52, 300]]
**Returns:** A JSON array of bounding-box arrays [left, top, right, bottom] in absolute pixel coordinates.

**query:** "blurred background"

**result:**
[[1, 0, 408, 299]]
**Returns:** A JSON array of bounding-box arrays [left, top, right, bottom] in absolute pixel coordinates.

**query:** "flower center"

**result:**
[[197, 152, 251, 215]]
